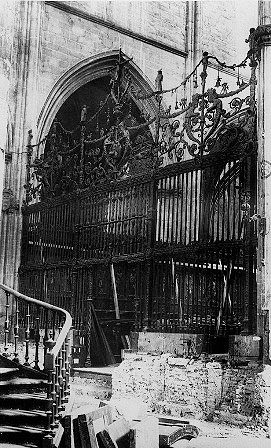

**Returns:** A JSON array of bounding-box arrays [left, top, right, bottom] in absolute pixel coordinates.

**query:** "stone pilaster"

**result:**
[[255, 3, 271, 360], [0, 1, 15, 222]]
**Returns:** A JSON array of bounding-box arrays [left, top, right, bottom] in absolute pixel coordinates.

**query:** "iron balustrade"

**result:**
[[19, 146, 257, 359], [0, 282, 72, 447]]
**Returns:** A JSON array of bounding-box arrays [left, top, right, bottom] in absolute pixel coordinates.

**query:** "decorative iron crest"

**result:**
[[25, 39, 257, 204]]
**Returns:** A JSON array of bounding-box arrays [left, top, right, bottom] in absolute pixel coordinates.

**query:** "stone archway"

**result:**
[[37, 50, 158, 142]]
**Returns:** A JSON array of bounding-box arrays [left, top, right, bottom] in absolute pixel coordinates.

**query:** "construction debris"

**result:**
[[62, 398, 199, 448]]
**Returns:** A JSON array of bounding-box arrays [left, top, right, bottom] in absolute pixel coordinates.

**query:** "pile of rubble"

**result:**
[[63, 397, 199, 448]]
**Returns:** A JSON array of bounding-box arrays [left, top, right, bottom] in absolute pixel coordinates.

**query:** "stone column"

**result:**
[[0, 1, 44, 289], [256, 1, 271, 360], [0, 1, 15, 225], [0, 74, 9, 215]]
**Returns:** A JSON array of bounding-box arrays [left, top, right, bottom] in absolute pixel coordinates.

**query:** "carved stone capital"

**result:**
[[253, 24, 271, 53], [247, 25, 271, 62]]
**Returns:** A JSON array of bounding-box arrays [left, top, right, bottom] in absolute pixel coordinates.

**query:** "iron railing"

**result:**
[[0, 282, 72, 448], [19, 148, 257, 353]]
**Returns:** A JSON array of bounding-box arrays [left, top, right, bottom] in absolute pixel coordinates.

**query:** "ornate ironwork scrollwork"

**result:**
[[24, 40, 257, 203]]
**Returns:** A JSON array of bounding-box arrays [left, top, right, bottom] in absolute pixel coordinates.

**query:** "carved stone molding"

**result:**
[[251, 25, 271, 59], [255, 24, 271, 45], [2, 188, 19, 214], [5, 153, 12, 163]]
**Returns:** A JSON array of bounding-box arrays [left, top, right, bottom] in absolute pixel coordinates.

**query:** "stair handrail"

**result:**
[[0, 282, 72, 360], [0, 282, 73, 447]]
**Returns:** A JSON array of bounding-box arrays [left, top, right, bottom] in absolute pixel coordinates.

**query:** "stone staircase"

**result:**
[[0, 282, 73, 447], [0, 354, 49, 447]]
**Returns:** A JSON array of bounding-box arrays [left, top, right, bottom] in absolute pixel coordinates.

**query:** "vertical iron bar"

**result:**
[[232, 161, 237, 240], [156, 179, 162, 244], [64, 332, 71, 402], [3, 291, 10, 356], [194, 169, 199, 242], [189, 171, 194, 244], [54, 354, 60, 423], [143, 178, 157, 330], [13, 296, 19, 362], [162, 178, 167, 245], [166, 177, 171, 243], [227, 162, 231, 241], [171, 175, 176, 245], [182, 172, 186, 243], [184, 171, 189, 245], [43, 308, 49, 369], [24, 303, 30, 366], [222, 165, 226, 242], [175, 173, 180, 245], [34, 306, 41, 370]]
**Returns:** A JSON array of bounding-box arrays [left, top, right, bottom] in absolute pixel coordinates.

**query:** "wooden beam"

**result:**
[[110, 263, 120, 320]]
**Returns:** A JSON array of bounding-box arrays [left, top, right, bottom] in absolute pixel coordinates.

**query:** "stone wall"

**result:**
[[38, 1, 187, 120], [112, 352, 270, 434], [0, 0, 256, 287], [112, 353, 223, 419], [201, 1, 237, 63], [219, 364, 271, 430], [64, 1, 187, 52]]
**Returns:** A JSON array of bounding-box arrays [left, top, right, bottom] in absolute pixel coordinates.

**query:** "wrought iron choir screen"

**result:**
[[20, 48, 258, 360]]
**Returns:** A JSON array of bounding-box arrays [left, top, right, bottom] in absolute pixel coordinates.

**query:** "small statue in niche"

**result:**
[[81, 105, 87, 123], [155, 69, 163, 92]]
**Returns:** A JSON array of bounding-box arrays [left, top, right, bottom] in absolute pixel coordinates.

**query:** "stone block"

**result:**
[[187, 438, 271, 448], [135, 332, 204, 357], [167, 357, 191, 367], [131, 416, 159, 448], [229, 335, 262, 359]]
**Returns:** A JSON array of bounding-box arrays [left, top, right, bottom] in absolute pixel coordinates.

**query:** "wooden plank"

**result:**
[[78, 404, 114, 448], [96, 429, 117, 448], [78, 413, 97, 448], [106, 417, 131, 448], [62, 415, 72, 448], [73, 416, 83, 448], [158, 417, 189, 426]]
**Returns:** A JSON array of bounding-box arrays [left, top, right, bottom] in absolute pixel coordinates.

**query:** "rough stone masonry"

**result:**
[[112, 352, 271, 436]]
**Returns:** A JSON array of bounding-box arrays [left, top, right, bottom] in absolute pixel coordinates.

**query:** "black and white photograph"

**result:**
[[0, 1, 270, 447]]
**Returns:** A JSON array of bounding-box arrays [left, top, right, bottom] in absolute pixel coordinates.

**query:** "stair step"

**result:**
[[0, 443, 39, 448], [0, 393, 49, 411], [0, 426, 44, 445], [0, 355, 47, 380], [0, 409, 47, 427], [0, 354, 20, 368], [0, 368, 19, 380], [0, 377, 47, 393]]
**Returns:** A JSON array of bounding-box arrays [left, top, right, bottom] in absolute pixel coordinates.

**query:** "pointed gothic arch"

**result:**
[[37, 50, 158, 141]]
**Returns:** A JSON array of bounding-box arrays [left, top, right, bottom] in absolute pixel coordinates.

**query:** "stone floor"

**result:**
[[69, 367, 270, 448], [1, 347, 270, 447], [174, 437, 270, 448]]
